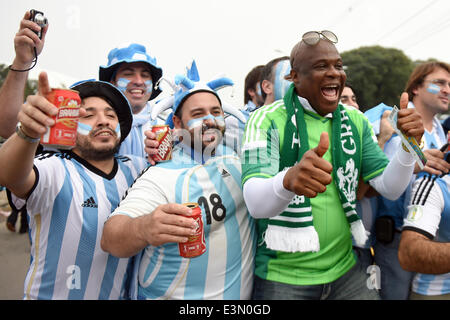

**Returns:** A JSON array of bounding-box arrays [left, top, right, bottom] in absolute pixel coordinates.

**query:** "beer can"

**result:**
[[40, 88, 81, 149], [150, 124, 172, 162], [178, 203, 206, 258]]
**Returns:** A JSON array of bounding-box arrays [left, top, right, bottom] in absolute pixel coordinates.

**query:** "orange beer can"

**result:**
[[150, 124, 172, 162], [40, 88, 81, 149], [178, 203, 206, 258]]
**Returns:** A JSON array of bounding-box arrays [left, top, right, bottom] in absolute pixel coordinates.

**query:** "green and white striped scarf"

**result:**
[[264, 84, 368, 252]]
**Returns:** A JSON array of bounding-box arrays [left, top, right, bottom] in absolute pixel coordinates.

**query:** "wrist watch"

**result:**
[[15, 123, 40, 143]]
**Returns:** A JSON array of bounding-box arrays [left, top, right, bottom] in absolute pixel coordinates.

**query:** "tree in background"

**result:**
[[0, 63, 38, 99], [341, 46, 414, 112]]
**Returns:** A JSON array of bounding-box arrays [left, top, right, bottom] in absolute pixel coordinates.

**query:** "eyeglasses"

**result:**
[[302, 30, 338, 46], [424, 79, 450, 89]]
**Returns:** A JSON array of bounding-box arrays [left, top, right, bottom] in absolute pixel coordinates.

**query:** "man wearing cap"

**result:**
[[99, 43, 163, 158], [241, 31, 424, 299], [0, 72, 147, 299], [101, 69, 256, 300]]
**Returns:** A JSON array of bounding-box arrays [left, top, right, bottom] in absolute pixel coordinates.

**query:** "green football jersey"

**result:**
[[241, 99, 389, 285]]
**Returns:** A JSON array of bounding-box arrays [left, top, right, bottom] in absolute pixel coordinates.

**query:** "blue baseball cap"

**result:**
[[99, 43, 163, 100]]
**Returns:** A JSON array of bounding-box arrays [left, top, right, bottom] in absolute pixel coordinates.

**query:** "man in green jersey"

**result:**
[[241, 30, 424, 300]]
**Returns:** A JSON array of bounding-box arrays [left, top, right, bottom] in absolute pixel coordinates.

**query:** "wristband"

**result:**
[[15, 123, 40, 143]]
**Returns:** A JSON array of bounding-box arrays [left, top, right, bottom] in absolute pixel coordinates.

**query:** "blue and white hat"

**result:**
[[150, 60, 247, 126], [99, 43, 163, 100], [70, 80, 133, 143], [173, 60, 233, 114]]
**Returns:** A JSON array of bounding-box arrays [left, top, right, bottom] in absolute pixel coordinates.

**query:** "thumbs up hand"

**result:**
[[17, 71, 58, 139], [283, 132, 333, 198], [396, 92, 424, 144]]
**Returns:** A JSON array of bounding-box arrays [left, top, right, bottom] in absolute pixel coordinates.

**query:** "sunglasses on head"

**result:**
[[302, 30, 338, 46]]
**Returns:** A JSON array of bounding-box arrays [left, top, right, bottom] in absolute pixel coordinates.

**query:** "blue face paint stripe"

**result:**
[[186, 115, 225, 130], [77, 122, 92, 135], [116, 78, 131, 93], [144, 80, 153, 95], [115, 123, 121, 139], [427, 83, 441, 95], [274, 60, 292, 101]]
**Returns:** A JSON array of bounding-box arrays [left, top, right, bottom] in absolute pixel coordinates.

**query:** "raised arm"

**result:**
[[0, 11, 48, 138], [0, 72, 56, 198]]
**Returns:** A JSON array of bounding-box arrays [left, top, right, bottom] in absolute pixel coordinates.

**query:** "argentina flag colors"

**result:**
[[13, 151, 147, 300], [111, 144, 256, 299]]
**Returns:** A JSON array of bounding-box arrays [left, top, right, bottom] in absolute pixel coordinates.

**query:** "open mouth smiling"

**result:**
[[321, 84, 340, 100]]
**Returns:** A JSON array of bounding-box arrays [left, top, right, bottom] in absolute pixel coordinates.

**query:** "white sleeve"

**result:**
[[243, 170, 295, 219], [18, 156, 65, 218], [368, 147, 415, 200], [402, 175, 444, 238], [111, 168, 168, 218]]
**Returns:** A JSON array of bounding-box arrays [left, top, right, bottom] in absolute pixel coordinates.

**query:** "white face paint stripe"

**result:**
[[144, 80, 153, 95], [115, 123, 121, 139], [427, 83, 441, 95], [77, 122, 92, 135], [186, 115, 224, 131], [77, 122, 121, 139], [116, 78, 130, 93]]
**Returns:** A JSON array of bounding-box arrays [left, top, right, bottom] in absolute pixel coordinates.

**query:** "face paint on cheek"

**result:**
[[427, 83, 441, 95], [274, 60, 292, 101], [186, 114, 215, 130], [186, 118, 205, 131], [144, 80, 153, 95], [116, 78, 131, 93], [115, 123, 121, 139], [77, 122, 93, 135], [214, 115, 225, 128]]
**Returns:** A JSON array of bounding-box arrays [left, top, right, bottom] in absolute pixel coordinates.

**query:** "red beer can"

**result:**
[[150, 124, 172, 162], [40, 88, 81, 149], [178, 203, 206, 258]]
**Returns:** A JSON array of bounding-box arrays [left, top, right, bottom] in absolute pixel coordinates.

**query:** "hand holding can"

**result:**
[[178, 203, 206, 258], [150, 124, 173, 162], [40, 88, 81, 149]]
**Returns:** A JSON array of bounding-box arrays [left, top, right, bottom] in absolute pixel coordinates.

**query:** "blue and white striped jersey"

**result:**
[[223, 109, 250, 154], [119, 103, 152, 158], [403, 170, 450, 296], [12, 151, 147, 300], [112, 144, 256, 300]]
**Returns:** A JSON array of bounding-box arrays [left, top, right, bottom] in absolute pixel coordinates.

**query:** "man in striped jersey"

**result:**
[[0, 73, 147, 299], [99, 43, 163, 160], [241, 31, 424, 300], [399, 148, 450, 299], [101, 74, 256, 300]]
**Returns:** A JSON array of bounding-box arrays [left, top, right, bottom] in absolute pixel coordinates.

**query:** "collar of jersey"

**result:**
[[66, 150, 119, 180], [178, 142, 223, 165]]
